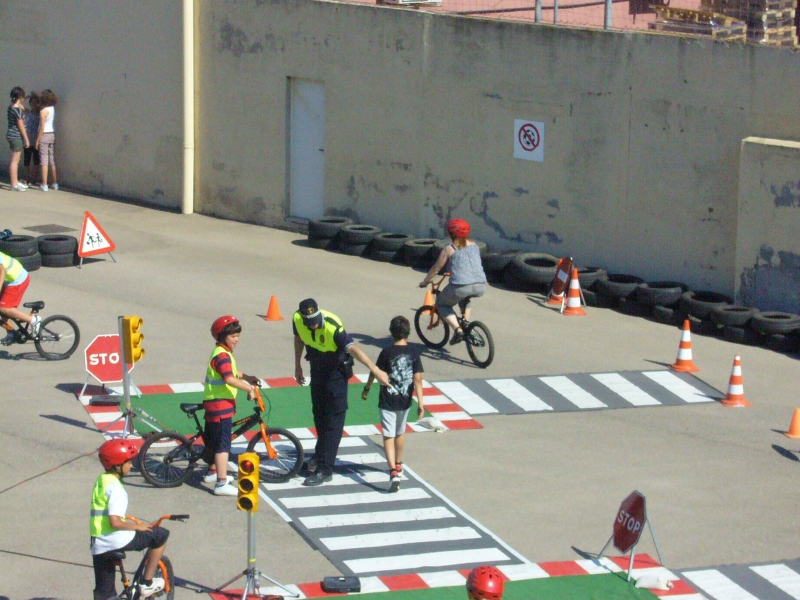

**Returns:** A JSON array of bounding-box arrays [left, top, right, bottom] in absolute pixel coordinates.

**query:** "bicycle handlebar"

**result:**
[[126, 514, 191, 527]]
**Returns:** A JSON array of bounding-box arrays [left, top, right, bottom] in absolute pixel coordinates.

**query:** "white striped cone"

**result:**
[[669, 320, 698, 372], [721, 354, 750, 407], [562, 268, 587, 316]]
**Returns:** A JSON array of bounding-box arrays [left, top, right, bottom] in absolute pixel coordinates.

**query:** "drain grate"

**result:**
[[23, 224, 77, 234]]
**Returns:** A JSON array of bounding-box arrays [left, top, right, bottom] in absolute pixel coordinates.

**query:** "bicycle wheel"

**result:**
[[154, 555, 175, 600], [465, 321, 495, 368], [34, 315, 80, 360], [139, 431, 196, 488], [414, 305, 450, 349], [246, 427, 304, 483]]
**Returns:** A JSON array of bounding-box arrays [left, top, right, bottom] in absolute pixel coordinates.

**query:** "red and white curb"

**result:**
[[76, 375, 482, 440], [208, 554, 703, 598]]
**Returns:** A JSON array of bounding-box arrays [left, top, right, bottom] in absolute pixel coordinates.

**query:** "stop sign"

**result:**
[[613, 490, 646, 553], [84, 334, 133, 383]]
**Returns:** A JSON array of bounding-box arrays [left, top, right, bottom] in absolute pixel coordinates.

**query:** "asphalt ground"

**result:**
[[1, 188, 799, 599]]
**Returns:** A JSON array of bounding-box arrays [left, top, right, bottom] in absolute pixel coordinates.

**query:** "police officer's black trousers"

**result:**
[[310, 375, 348, 475]]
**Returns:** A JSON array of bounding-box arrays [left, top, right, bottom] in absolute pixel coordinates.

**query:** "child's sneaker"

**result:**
[[51, 183, 59, 190], [204, 471, 233, 484], [389, 469, 401, 493], [10, 185, 27, 192], [138, 577, 165, 598], [214, 481, 238, 496], [30, 315, 41, 336], [39, 184, 48, 192]]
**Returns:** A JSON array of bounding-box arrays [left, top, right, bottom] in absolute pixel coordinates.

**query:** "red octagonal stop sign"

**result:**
[[613, 490, 646, 554], [84, 334, 133, 384]]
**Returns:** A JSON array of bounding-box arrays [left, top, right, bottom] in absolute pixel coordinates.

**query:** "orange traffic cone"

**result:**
[[547, 257, 573, 305], [562, 269, 587, 316], [423, 287, 434, 308], [783, 408, 800, 438], [264, 296, 284, 321], [669, 320, 699, 372], [721, 354, 750, 407]]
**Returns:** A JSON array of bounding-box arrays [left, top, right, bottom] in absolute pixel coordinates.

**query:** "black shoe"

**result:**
[[449, 330, 464, 345], [302, 470, 332, 487], [301, 456, 318, 476]]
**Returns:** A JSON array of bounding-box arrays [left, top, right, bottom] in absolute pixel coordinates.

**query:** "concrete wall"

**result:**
[[736, 137, 800, 313], [0, 0, 183, 208]]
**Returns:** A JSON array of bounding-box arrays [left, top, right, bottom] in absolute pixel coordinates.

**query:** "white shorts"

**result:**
[[380, 408, 410, 438]]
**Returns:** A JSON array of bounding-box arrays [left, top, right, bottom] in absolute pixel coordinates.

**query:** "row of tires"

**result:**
[[0, 234, 79, 270]]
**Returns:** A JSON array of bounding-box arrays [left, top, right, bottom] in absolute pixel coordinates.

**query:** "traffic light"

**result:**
[[122, 316, 145, 363], [237, 452, 260, 512]]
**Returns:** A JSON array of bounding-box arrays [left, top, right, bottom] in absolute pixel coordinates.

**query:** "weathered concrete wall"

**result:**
[[0, 0, 183, 208], [195, 0, 800, 295], [735, 137, 800, 312]]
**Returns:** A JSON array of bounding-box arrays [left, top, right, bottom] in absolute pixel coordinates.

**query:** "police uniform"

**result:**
[[293, 303, 354, 478]]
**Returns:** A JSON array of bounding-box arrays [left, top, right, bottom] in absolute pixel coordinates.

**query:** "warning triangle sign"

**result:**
[[78, 211, 116, 258]]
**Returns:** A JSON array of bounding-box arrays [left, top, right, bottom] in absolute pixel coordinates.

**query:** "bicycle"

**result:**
[[138, 387, 304, 487], [107, 514, 188, 600], [414, 274, 495, 368], [0, 300, 80, 360]]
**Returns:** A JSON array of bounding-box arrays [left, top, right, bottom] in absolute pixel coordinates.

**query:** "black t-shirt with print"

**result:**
[[375, 344, 424, 411]]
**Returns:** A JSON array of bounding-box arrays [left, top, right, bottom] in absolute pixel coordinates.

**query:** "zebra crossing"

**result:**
[[679, 559, 800, 600], [259, 436, 528, 577], [433, 370, 722, 416]]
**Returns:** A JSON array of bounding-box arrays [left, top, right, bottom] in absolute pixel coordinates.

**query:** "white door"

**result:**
[[289, 79, 325, 220]]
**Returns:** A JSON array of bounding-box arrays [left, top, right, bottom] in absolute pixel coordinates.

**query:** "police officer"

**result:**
[[294, 298, 389, 486]]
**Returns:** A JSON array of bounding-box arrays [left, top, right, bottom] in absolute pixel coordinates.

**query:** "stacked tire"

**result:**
[[402, 239, 439, 267], [337, 224, 381, 257], [307, 217, 352, 250], [37, 235, 78, 268], [0, 235, 41, 272], [367, 232, 414, 262], [594, 274, 645, 312], [678, 290, 732, 336], [636, 281, 688, 325], [576, 267, 608, 307], [503, 253, 559, 293], [481, 250, 520, 283]]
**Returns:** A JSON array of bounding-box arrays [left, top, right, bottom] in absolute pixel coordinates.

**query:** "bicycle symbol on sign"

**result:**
[[518, 123, 540, 152]]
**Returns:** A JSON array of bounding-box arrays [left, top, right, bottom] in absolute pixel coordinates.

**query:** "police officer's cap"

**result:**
[[299, 298, 324, 328]]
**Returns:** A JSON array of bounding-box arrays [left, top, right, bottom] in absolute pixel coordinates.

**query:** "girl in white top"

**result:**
[[35, 88, 58, 191]]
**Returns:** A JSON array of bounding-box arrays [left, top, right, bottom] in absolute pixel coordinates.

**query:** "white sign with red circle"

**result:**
[[84, 334, 133, 383], [514, 119, 545, 162]]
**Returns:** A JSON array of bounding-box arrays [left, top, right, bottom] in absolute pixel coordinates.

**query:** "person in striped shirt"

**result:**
[[6, 87, 30, 191]]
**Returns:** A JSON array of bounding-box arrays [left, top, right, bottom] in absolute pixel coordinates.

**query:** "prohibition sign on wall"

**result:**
[[513, 119, 545, 162]]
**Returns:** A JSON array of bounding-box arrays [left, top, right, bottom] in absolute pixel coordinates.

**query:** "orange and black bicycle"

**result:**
[[138, 387, 303, 487]]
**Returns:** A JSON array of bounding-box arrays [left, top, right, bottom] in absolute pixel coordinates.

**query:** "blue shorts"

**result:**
[[203, 417, 232, 462]]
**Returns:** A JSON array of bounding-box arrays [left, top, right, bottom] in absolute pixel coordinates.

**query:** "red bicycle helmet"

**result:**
[[211, 315, 239, 339], [446, 218, 471, 239], [466, 566, 505, 600], [98, 439, 139, 470]]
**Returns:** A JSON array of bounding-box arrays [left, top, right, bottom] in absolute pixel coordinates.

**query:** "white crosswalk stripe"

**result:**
[[299, 506, 456, 529], [682, 569, 760, 599], [487, 378, 553, 411], [750, 564, 800, 599], [591, 372, 661, 406], [320, 526, 481, 551], [540, 376, 607, 409], [644, 371, 715, 403], [434, 381, 499, 414], [344, 547, 511, 574]]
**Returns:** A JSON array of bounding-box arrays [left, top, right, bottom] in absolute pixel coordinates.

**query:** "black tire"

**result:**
[[636, 281, 688, 308], [651, 305, 679, 326], [720, 325, 760, 345], [339, 224, 381, 245], [594, 274, 645, 299], [576, 267, 608, 290], [465, 321, 495, 368], [414, 305, 450, 348], [680, 290, 733, 319], [402, 239, 438, 266], [338, 242, 368, 257], [34, 315, 80, 360], [688, 313, 719, 336], [17, 252, 42, 272], [40, 251, 77, 268], [366, 249, 399, 262], [582, 288, 598, 307], [502, 267, 537, 292], [156, 555, 175, 600], [0, 235, 38, 257], [139, 431, 196, 488], [481, 250, 521, 272], [37, 234, 78, 255], [308, 217, 353, 238], [765, 334, 794, 353], [750, 311, 800, 335], [709, 304, 759, 328], [619, 298, 650, 317], [371, 232, 414, 252], [508, 253, 559, 285], [307, 234, 335, 250], [246, 427, 304, 483]]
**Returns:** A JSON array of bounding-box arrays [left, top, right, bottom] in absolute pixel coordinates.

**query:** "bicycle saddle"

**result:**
[[107, 550, 126, 560], [23, 301, 45, 311], [180, 403, 202, 415]]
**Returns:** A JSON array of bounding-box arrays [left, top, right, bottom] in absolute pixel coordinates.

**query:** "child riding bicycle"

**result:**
[[419, 219, 487, 345], [0, 250, 40, 340], [90, 439, 170, 600]]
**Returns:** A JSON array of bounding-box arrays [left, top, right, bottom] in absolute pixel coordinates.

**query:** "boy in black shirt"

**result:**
[[362, 316, 424, 493]]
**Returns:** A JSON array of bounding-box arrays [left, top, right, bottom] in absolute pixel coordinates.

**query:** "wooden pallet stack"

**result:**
[[701, 0, 798, 45], [648, 5, 748, 41]]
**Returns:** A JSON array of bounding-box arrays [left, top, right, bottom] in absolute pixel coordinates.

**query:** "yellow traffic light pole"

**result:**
[[215, 452, 299, 599]]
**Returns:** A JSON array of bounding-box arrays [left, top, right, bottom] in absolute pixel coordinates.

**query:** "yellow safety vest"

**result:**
[[203, 345, 238, 400], [90, 473, 124, 537], [1, 252, 25, 284], [293, 310, 343, 353]]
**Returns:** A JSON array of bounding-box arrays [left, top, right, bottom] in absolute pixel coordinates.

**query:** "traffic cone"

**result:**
[[423, 287, 434, 308], [547, 257, 573, 305], [783, 408, 800, 438], [669, 320, 699, 372], [263, 296, 284, 321], [562, 269, 587, 316], [721, 354, 750, 407]]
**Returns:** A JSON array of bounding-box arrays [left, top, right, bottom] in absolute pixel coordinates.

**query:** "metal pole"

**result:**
[[597, 534, 613, 559], [118, 317, 133, 438], [604, 0, 612, 29], [648, 517, 665, 567], [554, 0, 559, 23], [535, 0, 542, 22], [627, 546, 637, 581], [247, 511, 256, 594]]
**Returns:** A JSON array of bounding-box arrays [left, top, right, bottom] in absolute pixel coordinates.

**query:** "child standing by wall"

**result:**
[[362, 315, 424, 493], [6, 87, 29, 192], [22, 92, 40, 187], [35, 88, 58, 191]]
